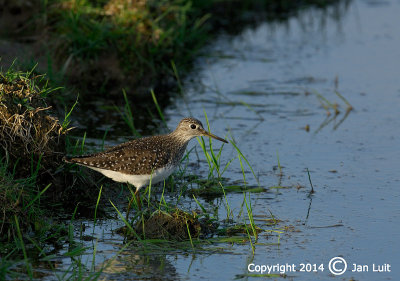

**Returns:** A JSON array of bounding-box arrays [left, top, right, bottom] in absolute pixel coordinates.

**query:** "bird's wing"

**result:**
[[67, 136, 171, 175]]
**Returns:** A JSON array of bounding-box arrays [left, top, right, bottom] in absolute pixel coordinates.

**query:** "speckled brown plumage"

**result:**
[[63, 117, 228, 188], [65, 134, 188, 175]]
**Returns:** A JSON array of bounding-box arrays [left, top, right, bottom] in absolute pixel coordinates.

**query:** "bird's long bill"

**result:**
[[200, 129, 228, 143]]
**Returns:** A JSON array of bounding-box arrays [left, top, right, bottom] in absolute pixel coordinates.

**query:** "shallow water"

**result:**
[[36, 0, 400, 280], [164, 0, 400, 279]]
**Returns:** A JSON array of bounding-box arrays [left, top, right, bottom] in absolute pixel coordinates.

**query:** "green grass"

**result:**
[[87, 106, 272, 249], [0, 157, 52, 246], [150, 89, 167, 128], [115, 89, 141, 137], [188, 112, 263, 200], [62, 94, 79, 130], [5, 0, 338, 103], [1, 62, 62, 98], [35, 0, 213, 96], [14, 216, 33, 279]]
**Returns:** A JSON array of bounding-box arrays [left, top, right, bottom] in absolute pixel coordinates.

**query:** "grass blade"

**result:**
[[14, 216, 33, 279], [150, 90, 167, 128], [23, 183, 51, 211]]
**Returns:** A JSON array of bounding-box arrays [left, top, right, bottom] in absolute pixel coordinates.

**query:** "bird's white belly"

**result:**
[[90, 165, 176, 190]]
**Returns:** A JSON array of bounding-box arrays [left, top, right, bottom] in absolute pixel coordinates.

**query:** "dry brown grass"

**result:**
[[0, 72, 68, 178]]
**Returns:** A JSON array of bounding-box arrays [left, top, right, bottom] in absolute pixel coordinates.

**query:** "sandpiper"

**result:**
[[64, 117, 228, 213]]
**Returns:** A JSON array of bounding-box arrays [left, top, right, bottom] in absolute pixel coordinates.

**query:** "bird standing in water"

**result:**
[[64, 117, 228, 217]]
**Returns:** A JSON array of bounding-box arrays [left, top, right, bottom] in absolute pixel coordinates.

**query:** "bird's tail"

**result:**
[[63, 153, 98, 164]]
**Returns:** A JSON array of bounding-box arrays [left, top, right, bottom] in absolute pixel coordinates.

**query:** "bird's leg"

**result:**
[[125, 195, 134, 222], [135, 189, 141, 210], [125, 187, 141, 222]]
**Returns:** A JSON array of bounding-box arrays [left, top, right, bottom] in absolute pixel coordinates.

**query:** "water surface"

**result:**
[[37, 0, 400, 280], [163, 0, 400, 279]]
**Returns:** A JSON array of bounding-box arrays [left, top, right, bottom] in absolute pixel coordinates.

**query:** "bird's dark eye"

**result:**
[[190, 124, 196, 129]]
